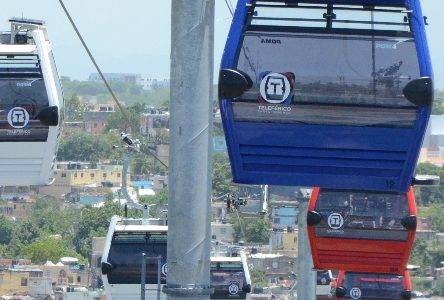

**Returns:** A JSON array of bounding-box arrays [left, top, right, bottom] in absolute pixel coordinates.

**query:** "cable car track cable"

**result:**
[[58, 0, 168, 169]]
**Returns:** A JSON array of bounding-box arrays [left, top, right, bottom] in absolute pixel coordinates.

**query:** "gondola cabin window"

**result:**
[[234, 4, 420, 127], [0, 55, 50, 141], [107, 232, 167, 284], [314, 190, 409, 241]]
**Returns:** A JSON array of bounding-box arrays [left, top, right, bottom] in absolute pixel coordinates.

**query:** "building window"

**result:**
[[77, 276, 81, 283], [68, 276, 73, 284], [103, 173, 107, 178], [81, 173, 84, 178], [117, 173, 121, 178], [74, 173, 77, 178], [21, 277, 28, 286], [90, 173, 95, 178], [61, 173, 67, 178]]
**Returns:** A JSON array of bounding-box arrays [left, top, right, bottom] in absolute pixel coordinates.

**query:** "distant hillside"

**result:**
[[61, 77, 169, 107]]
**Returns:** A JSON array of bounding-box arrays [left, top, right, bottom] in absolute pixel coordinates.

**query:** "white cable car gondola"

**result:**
[[102, 216, 252, 300], [101, 216, 168, 300], [210, 254, 251, 299], [0, 18, 62, 185]]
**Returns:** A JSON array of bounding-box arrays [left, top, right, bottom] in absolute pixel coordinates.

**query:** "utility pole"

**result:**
[[163, 1, 215, 299], [296, 200, 317, 300]]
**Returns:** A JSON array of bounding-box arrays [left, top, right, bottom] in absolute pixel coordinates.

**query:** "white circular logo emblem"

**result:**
[[7, 107, 29, 129], [259, 73, 291, 104], [228, 283, 240, 295], [327, 213, 344, 230], [161, 263, 168, 276], [350, 287, 362, 299]]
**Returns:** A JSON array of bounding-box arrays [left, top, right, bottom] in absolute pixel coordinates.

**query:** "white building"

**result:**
[[136, 75, 170, 91]]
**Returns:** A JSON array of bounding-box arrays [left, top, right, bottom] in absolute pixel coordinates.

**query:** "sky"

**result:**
[[1, 0, 443, 88]]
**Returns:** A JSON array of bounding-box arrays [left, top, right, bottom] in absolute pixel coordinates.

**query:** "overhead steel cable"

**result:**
[[58, 0, 168, 169], [224, 0, 234, 16], [58, 0, 127, 121]]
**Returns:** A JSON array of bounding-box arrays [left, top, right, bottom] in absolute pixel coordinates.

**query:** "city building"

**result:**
[[269, 228, 297, 253], [0, 198, 34, 220], [271, 206, 297, 228], [139, 111, 169, 137], [89, 73, 170, 91], [84, 111, 111, 134], [38, 162, 127, 199], [136, 75, 170, 91], [419, 115, 444, 166], [88, 73, 138, 84], [0, 267, 52, 299], [211, 222, 234, 243]]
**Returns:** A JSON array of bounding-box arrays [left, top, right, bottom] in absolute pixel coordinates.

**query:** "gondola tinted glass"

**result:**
[[211, 261, 246, 298], [314, 190, 409, 241], [219, 0, 432, 192], [107, 232, 167, 284], [235, 33, 419, 127], [0, 55, 49, 141], [342, 273, 406, 299]]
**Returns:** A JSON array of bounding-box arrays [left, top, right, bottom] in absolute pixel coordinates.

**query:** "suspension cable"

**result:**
[[58, 0, 127, 120], [58, 0, 168, 169]]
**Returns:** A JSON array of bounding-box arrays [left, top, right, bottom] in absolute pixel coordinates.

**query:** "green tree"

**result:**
[[433, 91, 444, 115], [22, 236, 79, 264], [73, 201, 121, 258], [420, 203, 444, 231], [140, 188, 168, 206], [0, 216, 15, 245], [64, 94, 89, 122], [105, 107, 140, 134], [250, 269, 268, 287], [212, 154, 237, 196], [414, 163, 444, 205], [57, 131, 117, 164], [232, 217, 270, 244]]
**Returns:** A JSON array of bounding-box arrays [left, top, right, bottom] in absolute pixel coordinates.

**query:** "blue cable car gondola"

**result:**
[[219, 0, 433, 192]]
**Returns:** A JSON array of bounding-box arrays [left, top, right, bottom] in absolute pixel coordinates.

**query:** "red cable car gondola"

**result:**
[[335, 270, 412, 299], [307, 187, 417, 274]]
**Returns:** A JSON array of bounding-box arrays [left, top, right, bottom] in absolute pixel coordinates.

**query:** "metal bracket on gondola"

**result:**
[[37, 106, 59, 126], [401, 290, 413, 300], [307, 210, 322, 226], [412, 175, 440, 186], [403, 77, 433, 107], [101, 261, 115, 275], [401, 215, 417, 231], [336, 286, 347, 297], [219, 69, 253, 99]]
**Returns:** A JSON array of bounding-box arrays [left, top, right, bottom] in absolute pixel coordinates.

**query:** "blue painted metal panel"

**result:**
[[219, 0, 432, 192]]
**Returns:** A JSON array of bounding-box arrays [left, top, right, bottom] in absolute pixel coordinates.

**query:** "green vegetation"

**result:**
[[232, 217, 270, 244], [64, 94, 90, 122], [140, 188, 168, 206], [250, 269, 268, 287], [0, 196, 163, 264], [433, 90, 444, 115], [212, 154, 237, 196], [61, 77, 169, 107], [58, 131, 122, 164], [414, 163, 444, 206], [22, 237, 80, 264]]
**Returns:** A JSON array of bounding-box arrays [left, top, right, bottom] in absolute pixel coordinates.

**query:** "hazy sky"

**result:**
[[1, 1, 443, 87]]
